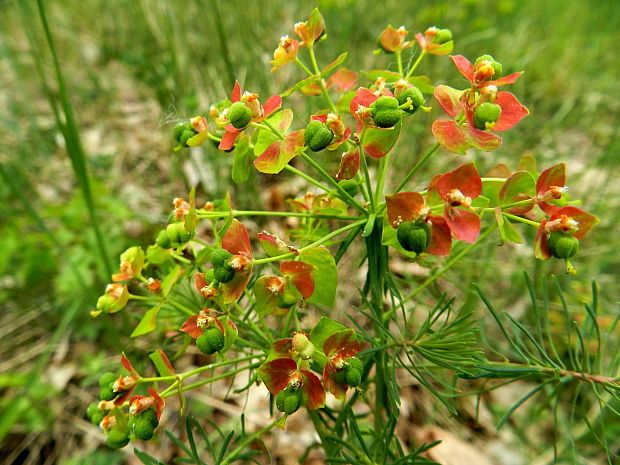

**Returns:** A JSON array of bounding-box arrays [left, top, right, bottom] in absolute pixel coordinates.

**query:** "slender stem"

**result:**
[[308, 44, 339, 114], [220, 420, 278, 465], [406, 50, 426, 78], [181, 363, 261, 392], [395, 51, 404, 75], [294, 57, 314, 76], [198, 210, 361, 221], [300, 152, 366, 213], [374, 153, 390, 207], [284, 164, 334, 193], [252, 220, 365, 265], [405, 224, 497, 301], [503, 212, 541, 228], [252, 122, 284, 140], [393, 142, 440, 194], [357, 129, 375, 212]]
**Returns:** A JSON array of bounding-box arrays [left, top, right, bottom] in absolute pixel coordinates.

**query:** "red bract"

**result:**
[[310, 113, 351, 150], [129, 388, 165, 420], [385, 191, 452, 255], [280, 261, 315, 299], [432, 84, 528, 155], [451, 55, 522, 90], [535, 163, 567, 215], [322, 330, 360, 401], [180, 309, 225, 339], [218, 81, 282, 151], [195, 272, 217, 298], [257, 359, 325, 410], [220, 219, 253, 303], [378, 25, 413, 53], [428, 162, 482, 243], [534, 206, 598, 260], [114, 353, 141, 406]]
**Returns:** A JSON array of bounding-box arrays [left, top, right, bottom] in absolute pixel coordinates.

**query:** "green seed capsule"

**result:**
[[106, 427, 130, 449], [227, 102, 253, 129], [304, 120, 334, 152], [155, 229, 171, 249], [204, 268, 215, 284], [210, 248, 233, 268], [91, 410, 105, 427], [180, 129, 197, 147], [396, 86, 425, 114], [214, 265, 235, 283], [276, 387, 302, 415], [166, 222, 192, 248], [396, 221, 431, 254], [196, 326, 225, 355], [173, 122, 189, 141], [473, 102, 502, 130], [347, 357, 363, 373], [433, 28, 453, 44], [99, 372, 116, 388], [277, 291, 298, 309], [137, 408, 159, 429], [132, 418, 155, 441], [345, 367, 362, 387], [548, 232, 579, 259], [474, 54, 503, 79], [370, 96, 401, 128]]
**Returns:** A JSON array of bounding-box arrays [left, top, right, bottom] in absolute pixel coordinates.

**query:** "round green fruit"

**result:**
[[473, 102, 502, 130], [213, 265, 235, 283], [548, 232, 579, 259], [227, 102, 252, 129], [173, 122, 190, 141], [155, 229, 171, 249], [196, 326, 225, 355], [370, 96, 401, 128], [276, 387, 302, 415], [345, 368, 362, 387], [132, 418, 155, 441], [210, 248, 233, 268], [304, 120, 334, 152], [433, 28, 453, 44], [396, 221, 431, 254], [138, 408, 159, 429], [396, 86, 425, 114], [106, 428, 130, 449], [166, 222, 192, 248]]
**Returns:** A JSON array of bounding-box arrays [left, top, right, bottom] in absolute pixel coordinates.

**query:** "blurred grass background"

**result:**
[[0, 0, 619, 463]]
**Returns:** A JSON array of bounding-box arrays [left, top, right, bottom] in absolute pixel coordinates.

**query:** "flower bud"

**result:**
[[548, 231, 579, 259], [369, 96, 401, 128], [292, 332, 315, 360], [106, 427, 130, 449], [227, 102, 253, 129], [473, 102, 502, 130], [396, 86, 425, 114], [474, 54, 503, 79], [196, 326, 225, 355], [304, 120, 334, 152], [396, 221, 431, 254]]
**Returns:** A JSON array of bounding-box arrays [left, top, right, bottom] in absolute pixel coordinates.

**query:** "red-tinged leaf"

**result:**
[[300, 370, 326, 409], [363, 121, 401, 159], [231, 81, 241, 102], [423, 40, 454, 55], [467, 126, 502, 151], [222, 219, 252, 258], [271, 339, 293, 359], [539, 202, 560, 216], [254, 275, 287, 316], [131, 302, 164, 337], [336, 148, 359, 180], [327, 68, 357, 93], [350, 87, 378, 128], [258, 358, 296, 395], [254, 130, 305, 174], [445, 208, 481, 243], [280, 261, 315, 299], [195, 272, 209, 297], [434, 85, 463, 118], [306, 8, 325, 46], [180, 315, 202, 338], [321, 52, 348, 77], [323, 330, 360, 358], [115, 387, 137, 407], [534, 220, 551, 260], [493, 91, 529, 131], [300, 247, 337, 307], [488, 72, 523, 87], [437, 162, 482, 200], [432, 120, 470, 155], [550, 206, 598, 240], [537, 163, 566, 197], [147, 388, 165, 421], [258, 232, 296, 257], [323, 364, 347, 401], [262, 95, 282, 118], [281, 75, 320, 97], [427, 216, 452, 255], [273, 109, 294, 133], [149, 349, 176, 377], [300, 81, 322, 96], [219, 128, 240, 151], [385, 191, 426, 227], [450, 55, 475, 82], [221, 268, 252, 304], [499, 171, 536, 214]]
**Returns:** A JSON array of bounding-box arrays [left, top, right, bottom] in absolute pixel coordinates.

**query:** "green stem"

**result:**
[[502, 212, 541, 228], [374, 153, 390, 207], [220, 420, 278, 465], [252, 122, 284, 140], [308, 44, 339, 114], [405, 224, 497, 301], [252, 220, 365, 265], [395, 51, 404, 75], [181, 362, 261, 393], [295, 57, 314, 76], [406, 50, 426, 79], [284, 164, 334, 193], [198, 210, 361, 221], [393, 142, 440, 194], [300, 152, 366, 213]]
